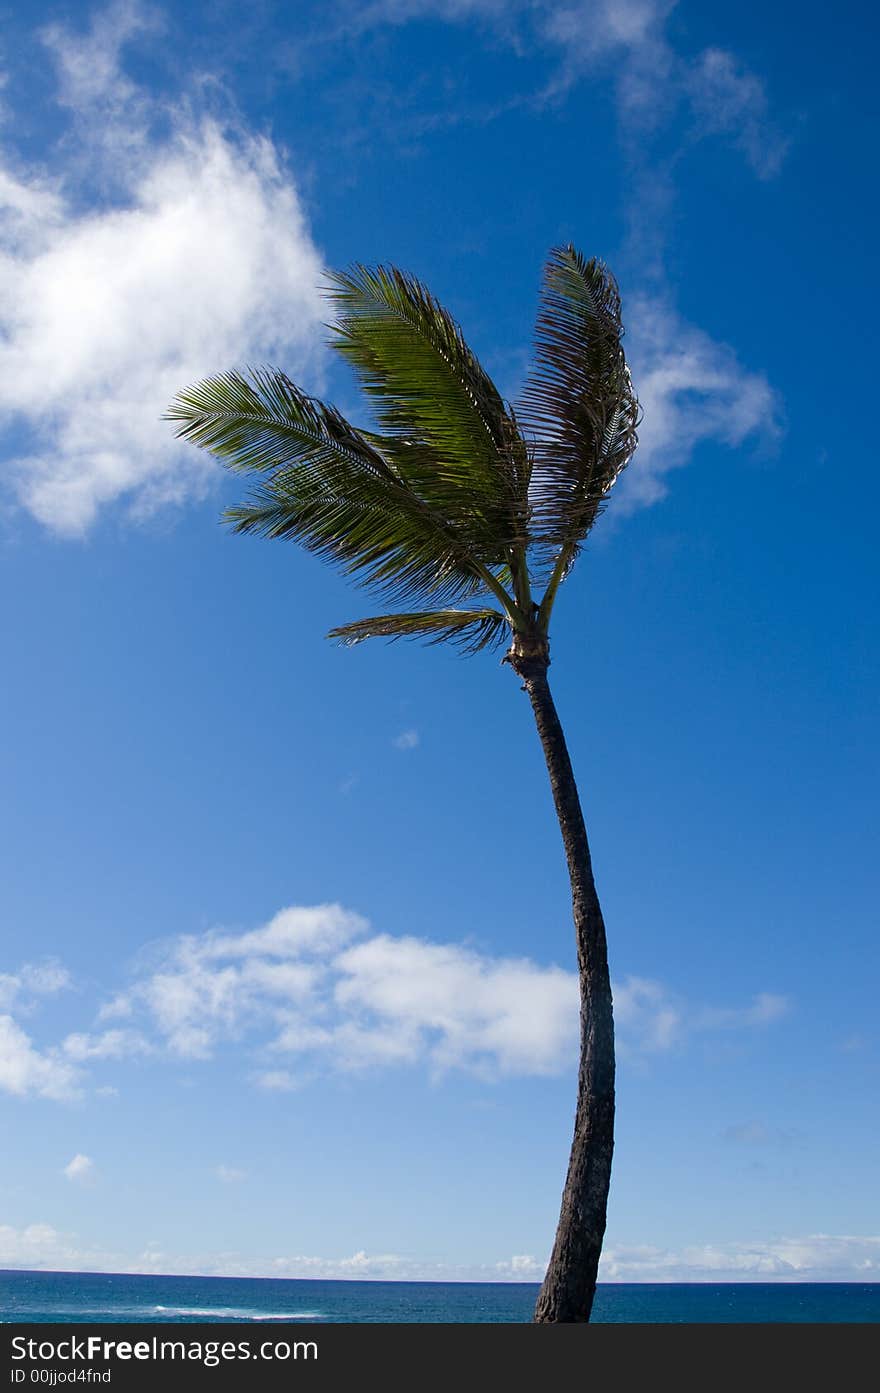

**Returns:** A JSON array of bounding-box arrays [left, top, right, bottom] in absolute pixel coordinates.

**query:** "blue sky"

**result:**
[[0, 0, 877, 1283]]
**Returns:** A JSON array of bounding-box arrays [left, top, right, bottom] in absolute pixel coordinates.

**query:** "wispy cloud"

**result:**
[[41, 0, 163, 130], [252, 1069, 299, 1092], [621, 295, 781, 508], [347, 0, 788, 179], [0, 959, 72, 1012], [392, 728, 420, 751], [613, 978, 790, 1057], [62, 1028, 151, 1061], [215, 1164, 246, 1183], [613, 975, 681, 1053], [685, 47, 789, 179], [330, 0, 785, 501], [697, 992, 790, 1031], [62, 1153, 95, 1184]]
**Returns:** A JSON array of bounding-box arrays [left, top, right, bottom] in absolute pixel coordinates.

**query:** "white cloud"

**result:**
[[106, 908, 578, 1076], [392, 729, 420, 751], [126, 907, 358, 1059], [63, 1153, 95, 1183], [525, 8, 788, 495], [1, 1220, 876, 1283], [545, 0, 786, 178], [62, 1028, 150, 1061], [0, 8, 325, 536], [331, 1249, 403, 1273], [93, 904, 789, 1081], [0, 959, 73, 1011], [357, 0, 786, 177], [599, 1234, 880, 1282], [96, 994, 134, 1022], [0, 1015, 81, 1101], [613, 975, 681, 1053], [0, 1222, 411, 1279], [0, 909, 789, 1100], [41, 0, 162, 120], [686, 47, 789, 179], [0, 1223, 114, 1273], [549, 0, 670, 53], [496, 1253, 545, 1278], [540, 0, 676, 109], [335, 2, 784, 507], [19, 959, 73, 995], [0, 168, 61, 252], [207, 905, 367, 960], [620, 294, 781, 507], [332, 932, 577, 1075], [253, 1069, 298, 1092], [215, 1164, 246, 1183], [0, 2, 787, 536], [613, 979, 790, 1055], [347, 0, 514, 32], [697, 992, 790, 1030]]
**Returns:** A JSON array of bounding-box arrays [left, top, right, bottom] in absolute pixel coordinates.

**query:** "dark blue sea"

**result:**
[[2, 1271, 878, 1323]]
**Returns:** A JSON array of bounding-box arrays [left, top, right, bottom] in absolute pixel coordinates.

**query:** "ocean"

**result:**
[[1, 1270, 878, 1323]]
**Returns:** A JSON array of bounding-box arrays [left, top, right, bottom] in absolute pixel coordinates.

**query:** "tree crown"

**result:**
[[167, 245, 639, 655]]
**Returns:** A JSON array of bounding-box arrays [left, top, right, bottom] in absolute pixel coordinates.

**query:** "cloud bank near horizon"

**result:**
[[1, 1221, 876, 1284]]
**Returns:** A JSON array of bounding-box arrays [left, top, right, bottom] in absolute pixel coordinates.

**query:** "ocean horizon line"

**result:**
[[2, 1267, 878, 1287]]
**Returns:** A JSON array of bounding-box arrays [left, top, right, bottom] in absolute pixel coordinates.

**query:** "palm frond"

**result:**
[[168, 246, 641, 650], [328, 608, 509, 654], [520, 247, 639, 558], [326, 265, 531, 558], [167, 367, 390, 480], [166, 368, 515, 613]]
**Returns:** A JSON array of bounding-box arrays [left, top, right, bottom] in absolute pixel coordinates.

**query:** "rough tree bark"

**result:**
[[507, 632, 615, 1324]]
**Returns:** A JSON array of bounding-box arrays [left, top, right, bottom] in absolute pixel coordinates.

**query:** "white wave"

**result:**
[[153, 1305, 322, 1320]]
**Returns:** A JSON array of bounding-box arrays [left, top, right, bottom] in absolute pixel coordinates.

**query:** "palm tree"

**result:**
[[166, 246, 639, 1323]]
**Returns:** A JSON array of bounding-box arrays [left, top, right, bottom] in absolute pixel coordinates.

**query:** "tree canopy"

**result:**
[[167, 245, 639, 653]]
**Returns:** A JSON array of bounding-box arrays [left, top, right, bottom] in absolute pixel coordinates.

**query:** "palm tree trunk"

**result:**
[[508, 637, 615, 1323]]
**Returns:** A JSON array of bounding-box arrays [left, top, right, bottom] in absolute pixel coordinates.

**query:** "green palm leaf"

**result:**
[[328, 608, 509, 654], [327, 265, 531, 562], [520, 247, 639, 558], [167, 247, 638, 644], [166, 368, 518, 614]]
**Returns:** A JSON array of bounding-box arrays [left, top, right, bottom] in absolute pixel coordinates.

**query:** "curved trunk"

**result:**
[[508, 636, 615, 1324]]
